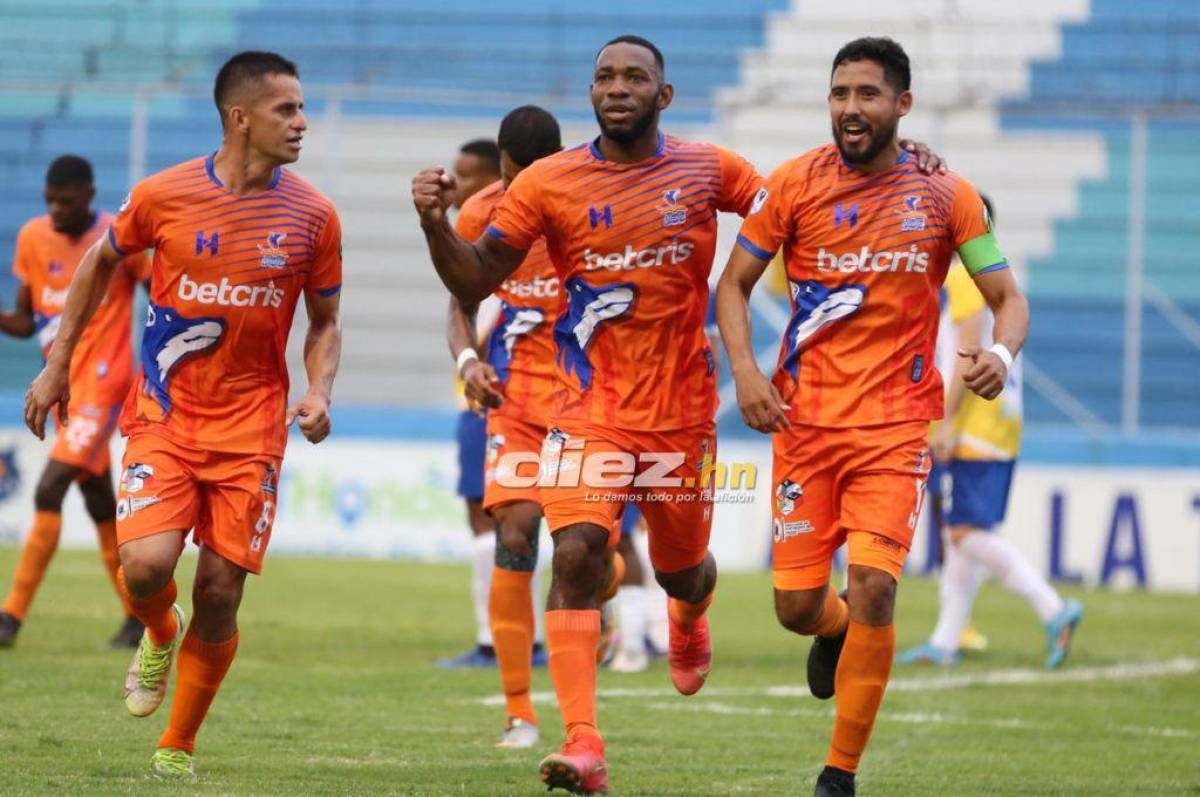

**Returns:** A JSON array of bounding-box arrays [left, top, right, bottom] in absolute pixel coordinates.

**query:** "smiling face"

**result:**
[[590, 42, 673, 146], [828, 58, 911, 167]]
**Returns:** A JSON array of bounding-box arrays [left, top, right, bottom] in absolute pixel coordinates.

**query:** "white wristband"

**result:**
[[988, 343, 1014, 372], [455, 348, 479, 376]]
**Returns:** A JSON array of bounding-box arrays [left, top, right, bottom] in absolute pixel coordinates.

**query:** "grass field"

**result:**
[[1, 548, 1198, 796]]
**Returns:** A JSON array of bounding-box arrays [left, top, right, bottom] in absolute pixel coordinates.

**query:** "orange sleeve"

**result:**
[[306, 208, 343, 298], [11, 223, 34, 285], [454, 191, 491, 242], [107, 181, 155, 257], [733, 160, 794, 262], [715, 146, 765, 216], [484, 166, 542, 252], [122, 250, 152, 284]]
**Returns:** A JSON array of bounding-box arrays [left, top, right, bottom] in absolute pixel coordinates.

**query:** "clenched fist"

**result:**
[[412, 167, 457, 227]]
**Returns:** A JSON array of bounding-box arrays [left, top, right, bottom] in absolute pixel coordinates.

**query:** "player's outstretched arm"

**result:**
[[24, 236, 121, 439], [412, 167, 525, 304], [717, 245, 791, 434], [287, 290, 341, 444], [446, 295, 502, 412], [0, 283, 34, 338], [960, 268, 1029, 401]]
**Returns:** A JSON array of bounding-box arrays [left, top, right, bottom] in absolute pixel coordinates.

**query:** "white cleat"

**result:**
[[495, 717, 540, 749], [124, 604, 185, 718], [608, 647, 649, 673]]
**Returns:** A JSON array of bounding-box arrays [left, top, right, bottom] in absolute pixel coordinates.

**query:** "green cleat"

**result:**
[[152, 747, 196, 781], [124, 604, 185, 717]]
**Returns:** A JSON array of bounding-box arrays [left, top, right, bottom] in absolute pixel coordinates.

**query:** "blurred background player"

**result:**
[[608, 504, 670, 673], [24, 50, 343, 780], [437, 138, 506, 669], [718, 37, 1011, 797], [898, 194, 1083, 669], [446, 105, 561, 746], [0, 154, 148, 649]]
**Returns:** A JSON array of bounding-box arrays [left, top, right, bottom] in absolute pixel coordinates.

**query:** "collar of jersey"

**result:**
[[839, 147, 909, 173], [588, 131, 666, 164], [205, 152, 282, 192]]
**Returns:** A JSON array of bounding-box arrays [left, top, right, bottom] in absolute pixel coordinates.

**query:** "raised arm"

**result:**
[[447, 294, 502, 411], [961, 268, 1028, 401], [24, 234, 123, 438]]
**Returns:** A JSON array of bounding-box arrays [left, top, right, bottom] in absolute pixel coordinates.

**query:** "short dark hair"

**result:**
[[497, 106, 562, 168], [597, 34, 665, 78], [213, 50, 299, 124], [45, 154, 93, 187], [832, 37, 911, 93], [459, 138, 501, 174]]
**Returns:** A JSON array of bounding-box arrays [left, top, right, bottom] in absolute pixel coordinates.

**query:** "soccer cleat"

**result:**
[[806, 628, 848, 699], [596, 602, 616, 665], [495, 717, 540, 749], [434, 644, 497, 669], [608, 647, 649, 673], [531, 642, 548, 668], [539, 735, 608, 795], [152, 747, 196, 781], [667, 614, 711, 695], [1044, 598, 1084, 670], [959, 624, 989, 652], [814, 765, 856, 796], [895, 641, 961, 666], [124, 604, 184, 718], [108, 616, 146, 650], [0, 611, 21, 648]]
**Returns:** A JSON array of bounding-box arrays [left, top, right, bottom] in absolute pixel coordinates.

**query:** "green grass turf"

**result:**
[[1, 548, 1198, 795]]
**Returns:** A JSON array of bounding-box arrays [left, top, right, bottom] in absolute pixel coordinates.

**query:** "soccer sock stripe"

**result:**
[[546, 609, 601, 742], [828, 622, 895, 773], [157, 629, 239, 753], [490, 567, 537, 724], [2, 511, 63, 621], [117, 568, 179, 645]]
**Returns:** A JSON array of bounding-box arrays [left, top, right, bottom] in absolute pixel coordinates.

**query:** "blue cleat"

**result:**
[[895, 641, 961, 666], [435, 644, 497, 669], [531, 643, 548, 668], [1044, 598, 1083, 670]]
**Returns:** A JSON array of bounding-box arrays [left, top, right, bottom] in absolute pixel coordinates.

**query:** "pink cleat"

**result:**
[[539, 735, 608, 795], [668, 614, 712, 695]]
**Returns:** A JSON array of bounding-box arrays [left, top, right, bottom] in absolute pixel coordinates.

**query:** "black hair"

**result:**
[[832, 37, 911, 93], [497, 106, 562, 168], [459, 138, 501, 174], [213, 50, 299, 124], [45, 154, 93, 187], [597, 34, 665, 78]]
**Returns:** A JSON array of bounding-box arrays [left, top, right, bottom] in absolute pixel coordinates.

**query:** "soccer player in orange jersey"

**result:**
[[0, 155, 149, 649], [717, 38, 1029, 797], [24, 51, 342, 780]]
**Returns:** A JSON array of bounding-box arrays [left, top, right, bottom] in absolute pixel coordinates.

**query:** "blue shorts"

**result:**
[[929, 459, 1015, 530], [456, 410, 487, 500], [620, 503, 642, 537]]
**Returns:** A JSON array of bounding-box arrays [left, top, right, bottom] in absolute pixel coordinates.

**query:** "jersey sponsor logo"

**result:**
[[898, 195, 926, 232], [773, 517, 813, 542], [40, 285, 69, 308], [750, 187, 769, 215], [500, 275, 559, 299], [178, 274, 285, 308], [780, 280, 867, 378], [116, 494, 161, 521], [588, 204, 614, 230], [834, 203, 859, 228], [257, 233, 289, 269], [554, 278, 635, 389], [140, 301, 226, 416], [583, 240, 694, 272], [195, 230, 220, 256], [816, 245, 930, 274], [657, 189, 687, 227]]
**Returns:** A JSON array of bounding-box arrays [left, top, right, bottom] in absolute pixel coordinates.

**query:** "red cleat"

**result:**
[[668, 613, 712, 695], [539, 735, 608, 795]]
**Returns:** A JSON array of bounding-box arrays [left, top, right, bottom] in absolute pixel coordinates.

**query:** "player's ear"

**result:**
[[896, 89, 913, 118], [228, 103, 250, 135], [657, 81, 674, 112]]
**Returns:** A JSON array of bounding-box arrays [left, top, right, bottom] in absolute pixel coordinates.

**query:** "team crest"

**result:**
[[121, 463, 155, 494], [261, 463, 278, 495], [258, 232, 289, 269], [775, 479, 804, 515], [898, 196, 926, 232], [750, 187, 769, 215], [657, 189, 687, 227]]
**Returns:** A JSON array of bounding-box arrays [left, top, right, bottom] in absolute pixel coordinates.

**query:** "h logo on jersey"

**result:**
[[588, 205, 613, 230], [140, 301, 225, 417], [195, 230, 220, 256], [834, 203, 859, 228]]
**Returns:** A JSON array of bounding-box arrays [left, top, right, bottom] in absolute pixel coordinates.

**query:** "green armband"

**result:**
[[957, 231, 1008, 276]]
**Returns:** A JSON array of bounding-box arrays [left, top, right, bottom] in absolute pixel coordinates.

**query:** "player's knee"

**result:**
[[192, 573, 244, 620], [119, 556, 172, 597], [78, 476, 116, 522], [773, 590, 824, 635], [848, 567, 897, 625], [551, 530, 605, 582], [495, 520, 539, 572]]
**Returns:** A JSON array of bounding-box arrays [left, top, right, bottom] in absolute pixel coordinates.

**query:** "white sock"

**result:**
[[958, 531, 1064, 623], [617, 585, 648, 654], [636, 533, 670, 651], [531, 550, 545, 645], [929, 540, 985, 652], [472, 532, 495, 646]]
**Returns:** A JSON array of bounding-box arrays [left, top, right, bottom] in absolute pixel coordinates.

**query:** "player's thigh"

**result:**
[[115, 434, 201, 552], [194, 453, 282, 575], [770, 428, 841, 591], [483, 414, 545, 521], [633, 424, 716, 574], [538, 427, 624, 549]]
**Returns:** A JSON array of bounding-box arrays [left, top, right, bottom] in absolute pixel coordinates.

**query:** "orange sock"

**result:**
[[117, 568, 179, 644], [596, 551, 625, 604], [827, 622, 895, 773], [95, 520, 133, 616], [668, 590, 713, 632], [490, 567, 537, 724], [810, 588, 850, 638], [158, 629, 239, 753], [2, 510, 62, 620], [546, 609, 601, 742]]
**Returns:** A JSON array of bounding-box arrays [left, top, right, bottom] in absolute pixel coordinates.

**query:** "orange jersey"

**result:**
[[487, 133, 762, 431], [736, 145, 1004, 427], [109, 154, 342, 457], [12, 212, 150, 405], [457, 179, 558, 427]]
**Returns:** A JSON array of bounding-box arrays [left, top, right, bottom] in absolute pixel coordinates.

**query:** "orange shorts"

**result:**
[[772, 421, 930, 591], [539, 420, 716, 573], [483, 413, 545, 513], [50, 400, 122, 476], [115, 432, 282, 574]]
